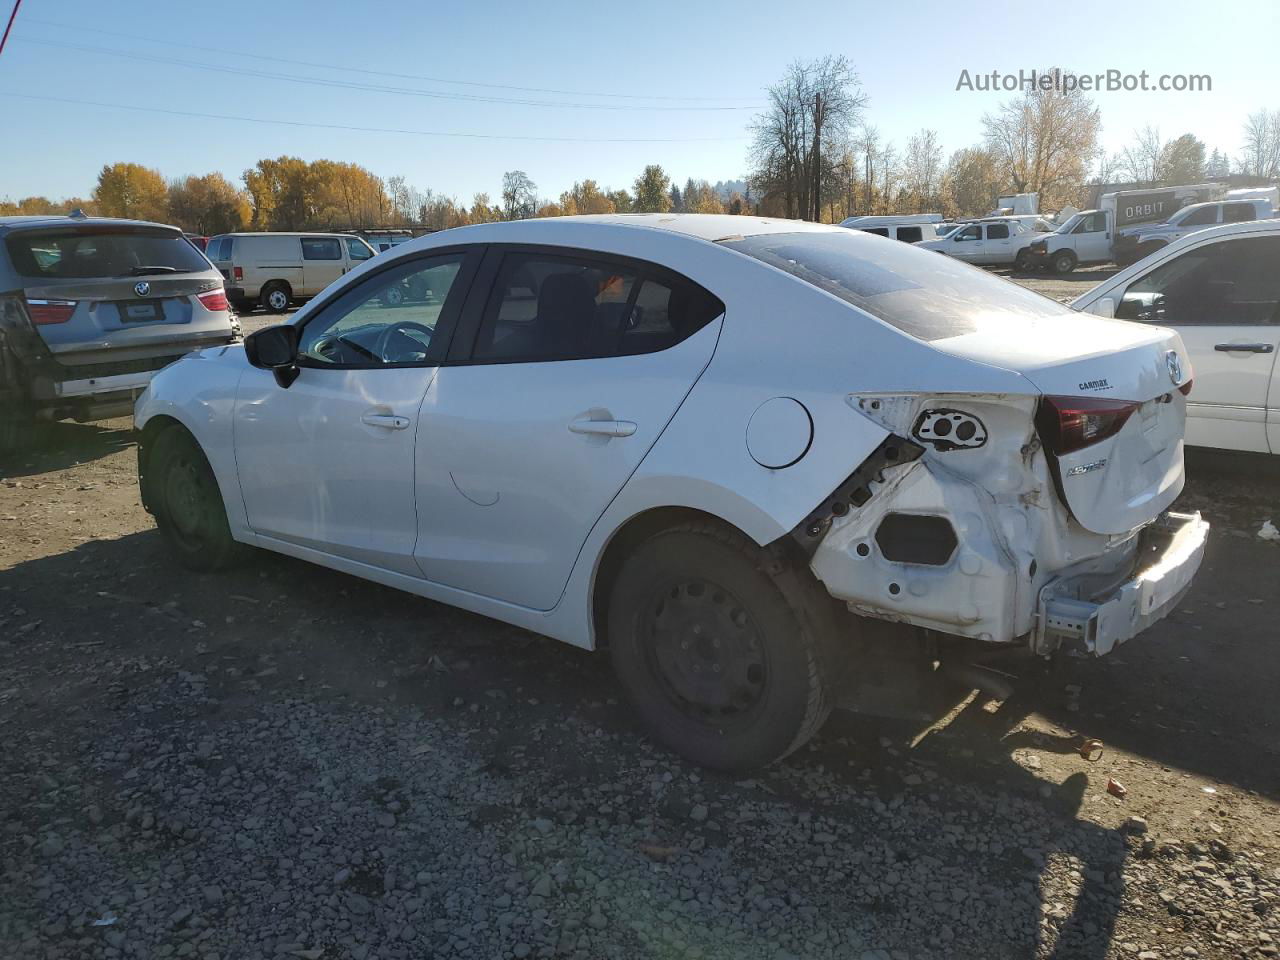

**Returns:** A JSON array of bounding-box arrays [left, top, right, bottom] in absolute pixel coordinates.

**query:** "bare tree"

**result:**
[[500, 170, 538, 220], [1116, 126, 1167, 184], [982, 73, 1100, 211], [902, 129, 944, 213], [749, 56, 867, 220], [1239, 109, 1280, 179]]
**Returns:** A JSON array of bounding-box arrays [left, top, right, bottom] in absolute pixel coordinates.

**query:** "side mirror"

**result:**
[[244, 324, 300, 388]]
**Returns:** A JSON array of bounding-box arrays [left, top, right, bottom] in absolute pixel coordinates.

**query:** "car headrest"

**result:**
[[537, 272, 596, 352]]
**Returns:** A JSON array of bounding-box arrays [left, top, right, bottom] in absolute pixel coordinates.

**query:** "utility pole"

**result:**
[[811, 91, 822, 222], [0, 0, 23, 59]]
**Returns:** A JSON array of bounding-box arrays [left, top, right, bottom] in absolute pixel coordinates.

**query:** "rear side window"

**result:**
[[895, 226, 924, 243], [721, 230, 1066, 341], [1222, 202, 1257, 224], [472, 252, 723, 362], [301, 237, 342, 260], [985, 223, 1010, 240], [4, 228, 212, 279]]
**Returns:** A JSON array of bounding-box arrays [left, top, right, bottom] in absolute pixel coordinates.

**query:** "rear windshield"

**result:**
[[5, 227, 212, 280], [720, 230, 1066, 341]]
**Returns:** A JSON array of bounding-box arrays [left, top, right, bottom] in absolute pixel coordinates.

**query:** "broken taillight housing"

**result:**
[[26, 298, 77, 325], [1035, 396, 1140, 455]]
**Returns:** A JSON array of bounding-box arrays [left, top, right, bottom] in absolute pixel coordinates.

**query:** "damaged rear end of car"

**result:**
[[721, 228, 1208, 662]]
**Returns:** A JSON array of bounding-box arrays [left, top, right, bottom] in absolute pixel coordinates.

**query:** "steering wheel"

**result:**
[[373, 321, 434, 363]]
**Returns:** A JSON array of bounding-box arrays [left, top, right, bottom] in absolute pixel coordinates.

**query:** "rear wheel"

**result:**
[[261, 282, 292, 313], [150, 426, 245, 572], [607, 521, 842, 771], [1051, 250, 1078, 274]]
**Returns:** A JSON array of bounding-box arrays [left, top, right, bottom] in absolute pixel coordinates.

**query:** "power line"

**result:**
[[0, 91, 750, 143], [16, 37, 757, 112], [16, 15, 763, 104], [0, 0, 22, 58]]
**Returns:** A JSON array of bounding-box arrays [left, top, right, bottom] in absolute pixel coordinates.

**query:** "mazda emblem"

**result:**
[[134, 281, 151, 297], [1165, 350, 1183, 385]]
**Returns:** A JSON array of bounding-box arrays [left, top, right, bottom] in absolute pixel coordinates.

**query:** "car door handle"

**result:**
[[568, 418, 637, 438], [361, 413, 411, 430], [1214, 343, 1275, 353]]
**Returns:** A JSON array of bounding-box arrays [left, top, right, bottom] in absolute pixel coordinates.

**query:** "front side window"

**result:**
[[1177, 205, 1218, 227], [985, 223, 1010, 240], [864, 227, 890, 237], [954, 225, 981, 241], [1073, 212, 1105, 234], [472, 252, 723, 362], [1115, 236, 1280, 326], [301, 237, 342, 260], [297, 254, 465, 365], [346, 237, 375, 261]]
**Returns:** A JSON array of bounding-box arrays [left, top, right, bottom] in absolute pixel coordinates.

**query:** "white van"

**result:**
[[839, 214, 942, 244], [205, 232, 378, 313]]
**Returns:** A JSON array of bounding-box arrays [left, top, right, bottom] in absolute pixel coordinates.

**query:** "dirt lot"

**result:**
[[2, 278, 1278, 960]]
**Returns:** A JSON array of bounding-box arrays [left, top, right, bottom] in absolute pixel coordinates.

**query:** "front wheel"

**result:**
[[1051, 250, 1077, 274], [150, 426, 246, 572], [1013, 249, 1032, 271], [607, 522, 842, 771]]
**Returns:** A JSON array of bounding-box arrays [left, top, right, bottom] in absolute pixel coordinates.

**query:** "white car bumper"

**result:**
[[1036, 511, 1210, 657]]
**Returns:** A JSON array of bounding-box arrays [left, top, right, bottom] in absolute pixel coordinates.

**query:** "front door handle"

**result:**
[[1214, 342, 1275, 353], [361, 413, 411, 430], [568, 418, 637, 438]]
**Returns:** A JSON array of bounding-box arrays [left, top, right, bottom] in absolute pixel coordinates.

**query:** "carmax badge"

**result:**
[[1066, 458, 1108, 477]]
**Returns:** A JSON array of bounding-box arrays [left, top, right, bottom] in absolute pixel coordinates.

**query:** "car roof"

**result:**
[[478, 214, 845, 243], [0, 215, 181, 235]]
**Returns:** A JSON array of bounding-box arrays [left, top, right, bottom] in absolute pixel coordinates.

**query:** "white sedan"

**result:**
[[1072, 219, 1280, 455], [135, 215, 1207, 770]]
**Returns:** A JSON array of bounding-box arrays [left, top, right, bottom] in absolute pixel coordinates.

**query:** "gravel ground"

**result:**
[[2, 286, 1278, 960]]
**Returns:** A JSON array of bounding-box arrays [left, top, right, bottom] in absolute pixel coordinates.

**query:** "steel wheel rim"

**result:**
[[642, 577, 769, 726], [163, 455, 213, 551], [268, 290, 288, 310]]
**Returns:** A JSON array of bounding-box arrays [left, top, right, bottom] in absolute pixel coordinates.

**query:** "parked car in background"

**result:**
[[839, 214, 943, 244], [1073, 219, 1280, 455], [184, 233, 210, 252], [134, 214, 1206, 770], [916, 217, 1051, 268], [1112, 197, 1278, 264], [1028, 183, 1225, 273], [0, 215, 238, 453], [205, 232, 378, 314]]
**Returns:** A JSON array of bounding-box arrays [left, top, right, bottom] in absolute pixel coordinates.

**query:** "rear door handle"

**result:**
[[568, 418, 637, 438], [361, 413, 411, 430], [1214, 343, 1275, 353]]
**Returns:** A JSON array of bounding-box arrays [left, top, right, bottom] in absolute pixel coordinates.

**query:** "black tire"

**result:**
[[607, 521, 843, 771], [261, 282, 292, 314], [150, 426, 245, 572], [1051, 250, 1077, 275], [1013, 249, 1032, 271]]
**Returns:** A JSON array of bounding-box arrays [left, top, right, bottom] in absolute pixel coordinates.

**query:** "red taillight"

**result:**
[[233, 266, 243, 282], [197, 289, 230, 312], [26, 299, 77, 324], [1178, 379, 1193, 396], [1036, 395, 1140, 455]]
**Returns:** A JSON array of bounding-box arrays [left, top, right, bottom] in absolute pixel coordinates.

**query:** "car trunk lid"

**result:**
[[932, 313, 1189, 534]]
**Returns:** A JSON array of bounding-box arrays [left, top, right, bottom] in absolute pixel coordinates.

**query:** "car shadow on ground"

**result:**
[[0, 420, 135, 478], [5, 523, 1275, 957]]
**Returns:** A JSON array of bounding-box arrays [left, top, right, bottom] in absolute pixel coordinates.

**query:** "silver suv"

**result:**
[[0, 214, 239, 453]]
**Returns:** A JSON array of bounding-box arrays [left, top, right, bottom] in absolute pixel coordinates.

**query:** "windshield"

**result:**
[[720, 230, 1068, 341], [5, 227, 212, 279], [1053, 214, 1083, 235]]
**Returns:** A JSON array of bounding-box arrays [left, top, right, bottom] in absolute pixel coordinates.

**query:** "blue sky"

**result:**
[[1, 0, 1276, 205]]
